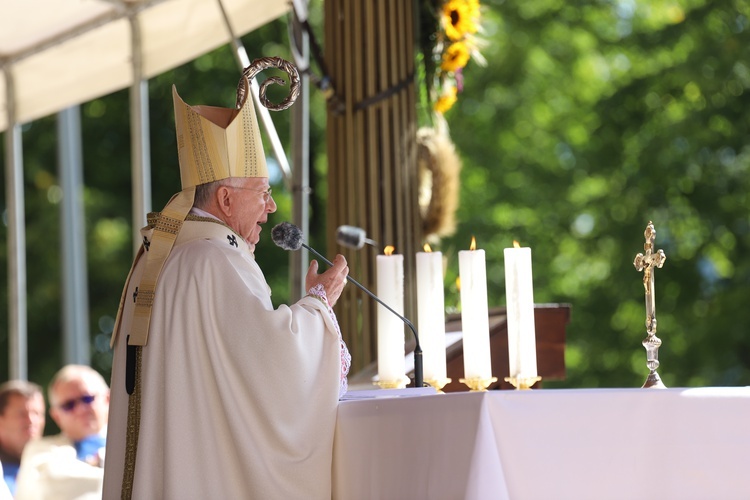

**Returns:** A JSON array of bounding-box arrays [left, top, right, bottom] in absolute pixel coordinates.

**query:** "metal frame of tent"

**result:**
[[1, 0, 311, 379]]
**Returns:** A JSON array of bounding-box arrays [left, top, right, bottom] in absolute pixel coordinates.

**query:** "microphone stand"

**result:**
[[301, 242, 424, 388]]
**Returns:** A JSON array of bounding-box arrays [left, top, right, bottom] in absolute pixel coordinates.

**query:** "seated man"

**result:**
[[0, 465, 10, 500], [15, 365, 110, 500], [0, 380, 46, 495]]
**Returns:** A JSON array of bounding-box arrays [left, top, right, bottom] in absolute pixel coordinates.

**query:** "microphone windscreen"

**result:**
[[336, 225, 366, 249], [271, 222, 303, 251]]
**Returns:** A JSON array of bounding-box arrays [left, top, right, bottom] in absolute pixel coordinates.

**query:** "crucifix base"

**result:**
[[642, 370, 667, 389]]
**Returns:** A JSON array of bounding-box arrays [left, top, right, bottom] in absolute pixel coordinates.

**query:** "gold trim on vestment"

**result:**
[[129, 187, 195, 346], [122, 345, 142, 500]]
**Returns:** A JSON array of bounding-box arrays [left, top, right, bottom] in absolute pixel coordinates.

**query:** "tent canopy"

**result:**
[[1, 0, 297, 379], [0, 0, 289, 131]]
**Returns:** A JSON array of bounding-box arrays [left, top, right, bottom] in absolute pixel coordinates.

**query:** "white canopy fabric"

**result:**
[[1, 0, 299, 380], [0, 0, 289, 131]]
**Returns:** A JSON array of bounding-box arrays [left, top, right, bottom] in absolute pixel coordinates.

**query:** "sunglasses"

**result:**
[[58, 394, 96, 413]]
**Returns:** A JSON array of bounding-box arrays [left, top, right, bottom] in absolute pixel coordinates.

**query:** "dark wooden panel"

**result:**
[[442, 304, 569, 392], [348, 304, 570, 391]]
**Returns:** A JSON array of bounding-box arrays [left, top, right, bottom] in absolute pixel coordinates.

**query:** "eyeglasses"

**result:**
[[225, 185, 273, 203], [58, 394, 96, 413]]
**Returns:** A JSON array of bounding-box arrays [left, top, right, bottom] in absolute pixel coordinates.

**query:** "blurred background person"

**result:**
[[0, 381, 46, 495], [0, 465, 10, 500], [15, 365, 109, 500]]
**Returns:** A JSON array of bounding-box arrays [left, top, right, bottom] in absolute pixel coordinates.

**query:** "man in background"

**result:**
[[15, 364, 109, 500], [0, 380, 46, 495]]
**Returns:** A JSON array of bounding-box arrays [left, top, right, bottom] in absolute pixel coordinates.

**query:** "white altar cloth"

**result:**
[[333, 387, 750, 500]]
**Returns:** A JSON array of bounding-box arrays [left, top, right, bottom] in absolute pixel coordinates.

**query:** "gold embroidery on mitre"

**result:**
[[186, 109, 215, 185], [172, 77, 268, 190], [240, 102, 261, 177]]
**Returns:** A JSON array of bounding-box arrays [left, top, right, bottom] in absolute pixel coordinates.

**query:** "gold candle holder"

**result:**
[[504, 376, 541, 390], [373, 376, 410, 389], [424, 377, 452, 393], [459, 376, 498, 392]]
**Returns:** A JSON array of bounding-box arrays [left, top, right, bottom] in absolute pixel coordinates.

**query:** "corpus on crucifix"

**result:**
[[633, 221, 667, 388]]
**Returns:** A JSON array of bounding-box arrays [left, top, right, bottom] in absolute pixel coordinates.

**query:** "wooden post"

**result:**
[[325, 0, 422, 375]]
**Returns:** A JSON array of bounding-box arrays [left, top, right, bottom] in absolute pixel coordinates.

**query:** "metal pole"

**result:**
[[215, 0, 293, 189], [129, 11, 152, 254], [3, 68, 27, 380], [216, 0, 308, 296], [288, 0, 310, 300], [57, 106, 91, 365]]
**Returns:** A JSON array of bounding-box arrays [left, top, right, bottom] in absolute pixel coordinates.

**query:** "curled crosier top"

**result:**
[[236, 56, 301, 111]]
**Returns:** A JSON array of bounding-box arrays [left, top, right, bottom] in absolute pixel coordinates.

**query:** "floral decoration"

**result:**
[[424, 0, 484, 115]]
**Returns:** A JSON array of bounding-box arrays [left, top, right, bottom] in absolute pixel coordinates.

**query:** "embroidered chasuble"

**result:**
[[103, 219, 345, 499]]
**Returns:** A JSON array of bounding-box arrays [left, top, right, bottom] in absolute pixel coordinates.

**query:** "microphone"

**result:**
[[336, 225, 378, 249], [272, 222, 424, 388]]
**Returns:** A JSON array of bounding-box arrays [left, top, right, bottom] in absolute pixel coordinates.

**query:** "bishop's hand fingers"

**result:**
[[322, 255, 349, 306], [304, 259, 321, 292], [305, 255, 349, 306]]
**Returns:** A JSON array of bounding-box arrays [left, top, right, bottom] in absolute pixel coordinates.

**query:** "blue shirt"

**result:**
[[2, 461, 20, 495], [74, 434, 106, 465]]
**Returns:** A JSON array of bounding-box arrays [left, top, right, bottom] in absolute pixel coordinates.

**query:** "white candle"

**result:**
[[376, 248, 406, 382], [504, 244, 537, 378], [416, 245, 447, 382], [458, 240, 492, 380]]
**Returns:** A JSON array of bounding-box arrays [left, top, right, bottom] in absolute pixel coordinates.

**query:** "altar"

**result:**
[[333, 387, 750, 499]]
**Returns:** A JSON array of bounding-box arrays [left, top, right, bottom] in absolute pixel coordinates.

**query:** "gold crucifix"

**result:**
[[633, 221, 667, 388]]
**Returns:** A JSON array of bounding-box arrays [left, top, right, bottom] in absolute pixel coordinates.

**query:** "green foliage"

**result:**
[[2, 1, 750, 391], [440, 0, 750, 387]]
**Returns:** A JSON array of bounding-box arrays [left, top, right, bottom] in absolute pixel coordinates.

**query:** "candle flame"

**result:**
[[423, 243, 432, 253], [513, 240, 521, 248], [384, 245, 395, 256], [469, 236, 477, 251]]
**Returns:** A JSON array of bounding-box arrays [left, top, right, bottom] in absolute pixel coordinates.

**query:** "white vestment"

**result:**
[[102, 219, 345, 499], [15, 434, 103, 500]]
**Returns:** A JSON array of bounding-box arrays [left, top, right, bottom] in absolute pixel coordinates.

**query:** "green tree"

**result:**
[[3, 1, 750, 391], [440, 0, 750, 387]]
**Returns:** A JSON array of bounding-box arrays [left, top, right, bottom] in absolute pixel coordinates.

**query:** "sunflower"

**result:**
[[434, 86, 458, 114], [441, 41, 471, 72], [442, 0, 480, 41]]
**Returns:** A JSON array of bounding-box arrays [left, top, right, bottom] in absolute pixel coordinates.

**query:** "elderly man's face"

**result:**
[[223, 177, 277, 248], [0, 392, 45, 458], [50, 377, 109, 442]]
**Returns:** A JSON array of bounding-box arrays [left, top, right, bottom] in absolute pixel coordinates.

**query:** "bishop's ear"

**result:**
[[215, 185, 234, 217]]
